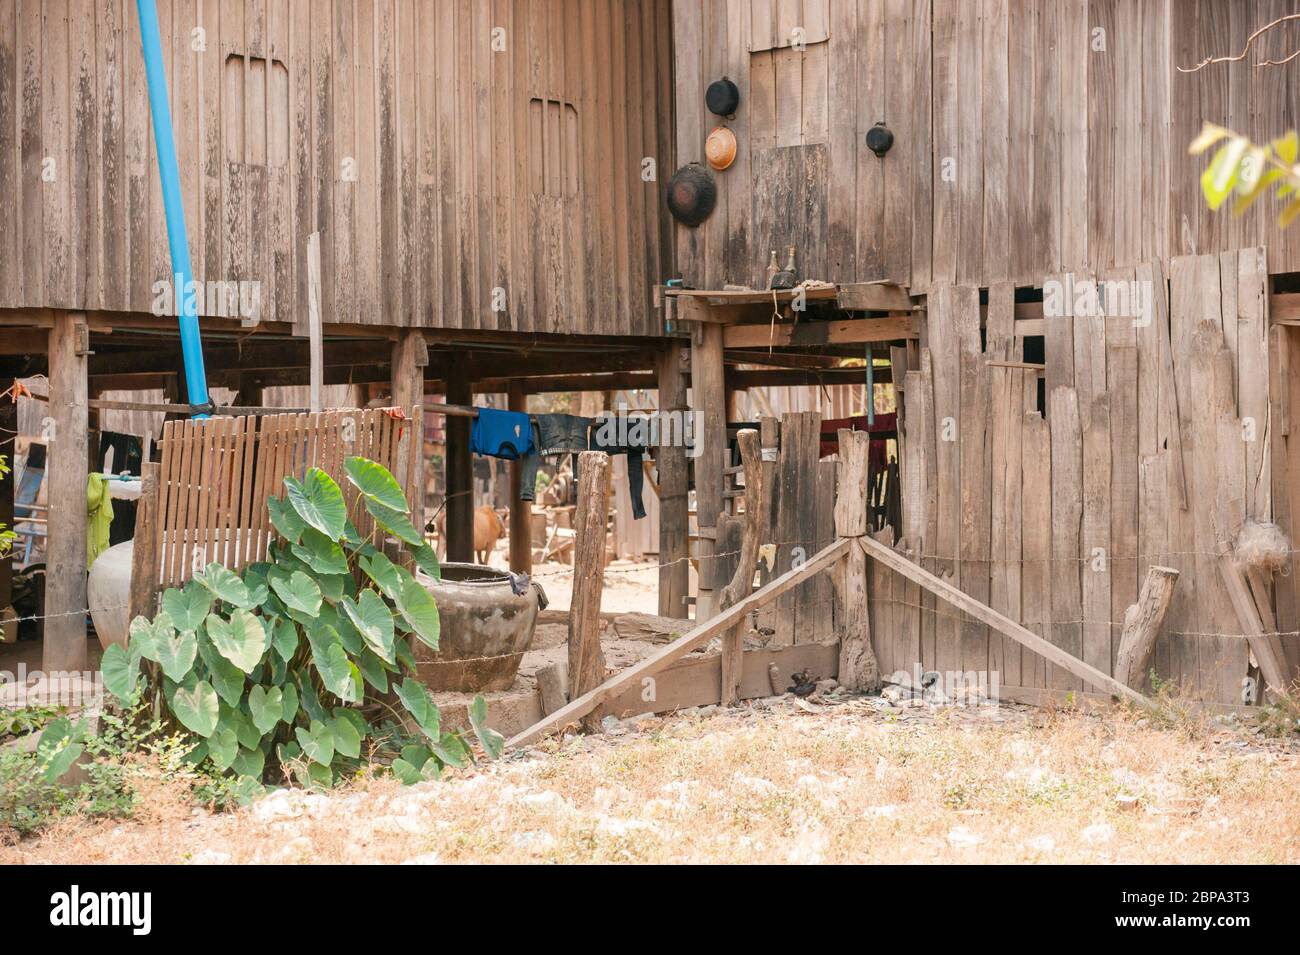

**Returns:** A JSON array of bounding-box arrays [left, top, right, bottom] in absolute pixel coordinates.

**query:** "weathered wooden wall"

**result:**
[[0, 0, 674, 334], [673, 0, 1300, 293], [873, 251, 1281, 707]]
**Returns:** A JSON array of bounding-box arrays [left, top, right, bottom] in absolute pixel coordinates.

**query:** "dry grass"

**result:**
[[4, 696, 1299, 864]]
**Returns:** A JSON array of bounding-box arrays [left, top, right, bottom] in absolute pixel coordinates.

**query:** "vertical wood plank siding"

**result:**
[[0, 0, 674, 335]]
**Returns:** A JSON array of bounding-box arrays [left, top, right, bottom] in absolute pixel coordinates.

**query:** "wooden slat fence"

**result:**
[[149, 407, 419, 590], [877, 250, 1281, 706]]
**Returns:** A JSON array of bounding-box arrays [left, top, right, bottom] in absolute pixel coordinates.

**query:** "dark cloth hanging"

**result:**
[[469, 407, 534, 460], [98, 431, 144, 546]]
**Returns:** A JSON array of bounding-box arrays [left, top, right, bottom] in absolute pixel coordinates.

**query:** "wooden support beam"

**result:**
[[833, 430, 881, 691], [569, 451, 610, 732], [391, 330, 427, 506], [690, 323, 727, 620], [1114, 566, 1179, 689], [444, 363, 474, 563], [657, 346, 689, 618], [508, 382, 532, 574], [718, 429, 765, 704], [306, 232, 324, 412], [44, 313, 90, 672], [507, 538, 851, 748], [1219, 554, 1290, 700], [835, 282, 914, 311], [858, 535, 1150, 706], [723, 315, 915, 349]]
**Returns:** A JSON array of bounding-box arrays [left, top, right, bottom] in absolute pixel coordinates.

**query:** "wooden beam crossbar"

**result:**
[[857, 536, 1150, 707], [505, 537, 851, 748]]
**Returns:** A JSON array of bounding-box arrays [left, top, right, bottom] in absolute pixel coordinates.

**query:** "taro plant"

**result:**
[[100, 456, 503, 793]]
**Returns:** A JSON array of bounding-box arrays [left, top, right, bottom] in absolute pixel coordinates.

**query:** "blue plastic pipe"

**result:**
[[136, 0, 209, 414]]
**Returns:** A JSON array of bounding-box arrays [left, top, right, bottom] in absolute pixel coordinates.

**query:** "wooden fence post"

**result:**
[[718, 429, 765, 704], [569, 451, 610, 731], [128, 463, 162, 623], [1114, 565, 1179, 689], [834, 429, 880, 691]]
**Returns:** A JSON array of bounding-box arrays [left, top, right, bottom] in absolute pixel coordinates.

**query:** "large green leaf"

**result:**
[[280, 681, 300, 723], [231, 747, 265, 780], [432, 732, 470, 769], [308, 626, 359, 702], [330, 711, 362, 759], [207, 610, 268, 674], [343, 456, 409, 512], [194, 562, 254, 610], [161, 581, 212, 632], [296, 720, 335, 766], [359, 551, 404, 600], [292, 527, 350, 576], [267, 494, 307, 544], [364, 497, 424, 546], [153, 626, 199, 682], [224, 704, 263, 751], [297, 676, 328, 723], [469, 695, 505, 761], [37, 717, 86, 782], [395, 576, 440, 650], [284, 468, 347, 540], [100, 643, 141, 703], [357, 648, 390, 693], [170, 679, 220, 737], [128, 611, 174, 663], [395, 678, 440, 738], [341, 589, 396, 664], [248, 685, 284, 734], [409, 542, 441, 581], [198, 634, 246, 706], [272, 616, 300, 663], [208, 726, 239, 771], [269, 568, 322, 618]]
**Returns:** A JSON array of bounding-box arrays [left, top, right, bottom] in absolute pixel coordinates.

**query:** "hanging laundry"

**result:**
[[469, 407, 534, 460], [520, 414, 593, 503], [590, 413, 651, 520], [86, 473, 114, 568]]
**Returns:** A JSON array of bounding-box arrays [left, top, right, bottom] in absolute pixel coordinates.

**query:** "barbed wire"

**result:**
[[863, 593, 1300, 642]]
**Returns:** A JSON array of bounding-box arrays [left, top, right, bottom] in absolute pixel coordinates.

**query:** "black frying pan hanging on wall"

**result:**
[[666, 162, 717, 227]]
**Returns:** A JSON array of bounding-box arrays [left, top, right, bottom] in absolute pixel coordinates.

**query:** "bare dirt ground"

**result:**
[[7, 692, 1299, 865]]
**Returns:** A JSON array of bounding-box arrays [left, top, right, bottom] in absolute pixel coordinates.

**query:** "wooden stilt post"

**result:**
[[569, 451, 610, 731], [690, 323, 726, 620], [391, 329, 428, 509], [719, 429, 765, 704], [444, 362, 473, 563], [0, 378, 14, 630], [508, 381, 532, 573], [657, 345, 689, 617], [834, 429, 881, 691], [44, 313, 90, 673]]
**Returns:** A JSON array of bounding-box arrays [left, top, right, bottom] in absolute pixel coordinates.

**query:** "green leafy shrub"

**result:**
[[100, 456, 503, 793]]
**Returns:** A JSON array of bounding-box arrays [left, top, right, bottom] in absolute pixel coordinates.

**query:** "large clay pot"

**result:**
[[87, 539, 134, 650], [412, 563, 545, 692]]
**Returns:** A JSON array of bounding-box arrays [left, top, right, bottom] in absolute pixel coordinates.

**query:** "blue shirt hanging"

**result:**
[[470, 407, 535, 460]]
